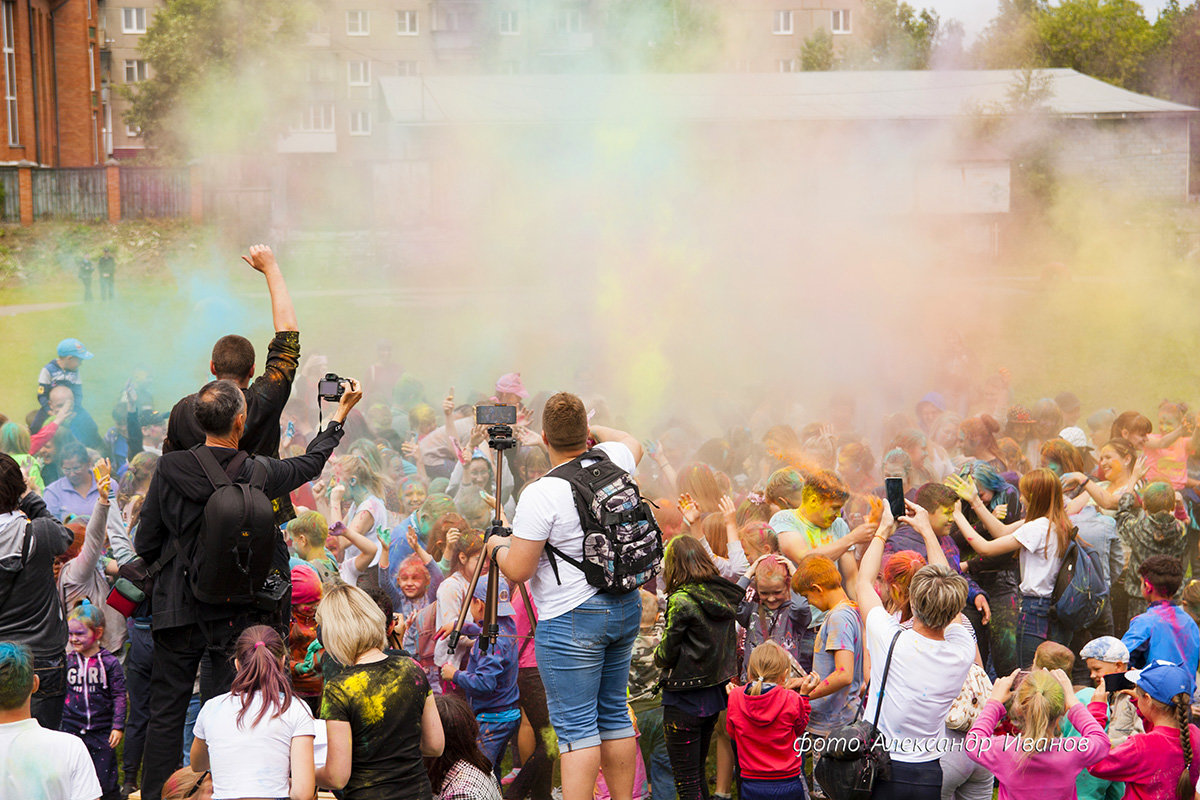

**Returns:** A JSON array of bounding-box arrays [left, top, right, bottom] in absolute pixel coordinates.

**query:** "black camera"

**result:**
[[318, 373, 345, 401], [475, 404, 517, 425]]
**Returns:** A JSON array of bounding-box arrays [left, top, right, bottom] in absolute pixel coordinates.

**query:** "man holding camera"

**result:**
[[163, 244, 300, 523], [486, 392, 645, 800], [136, 378, 361, 800]]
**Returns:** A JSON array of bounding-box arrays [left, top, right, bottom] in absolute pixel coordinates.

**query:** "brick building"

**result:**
[[97, 0, 149, 159], [0, 0, 103, 166]]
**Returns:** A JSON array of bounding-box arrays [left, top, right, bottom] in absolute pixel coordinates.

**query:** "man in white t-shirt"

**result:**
[[487, 392, 645, 800], [854, 502, 975, 800], [0, 642, 101, 800]]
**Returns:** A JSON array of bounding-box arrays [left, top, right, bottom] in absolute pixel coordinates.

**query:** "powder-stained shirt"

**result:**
[[321, 654, 431, 800], [807, 603, 863, 737]]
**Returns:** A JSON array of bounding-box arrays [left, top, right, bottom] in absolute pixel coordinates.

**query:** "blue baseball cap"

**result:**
[[1127, 660, 1194, 704], [472, 574, 514, 617], [57, 338, 93, 360]]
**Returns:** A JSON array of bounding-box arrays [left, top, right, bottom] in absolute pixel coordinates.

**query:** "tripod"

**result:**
[[446, 422, 537, 656]]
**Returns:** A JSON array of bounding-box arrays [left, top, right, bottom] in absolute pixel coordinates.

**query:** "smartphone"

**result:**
[[885, 477, 906, 520], [1103, 672, 1134, 693], [476, 404, 517, 425]]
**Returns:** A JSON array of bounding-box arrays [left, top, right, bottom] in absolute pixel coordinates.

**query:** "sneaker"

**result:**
[[501, 767, 521, 786], [119, 783, 138, 799]]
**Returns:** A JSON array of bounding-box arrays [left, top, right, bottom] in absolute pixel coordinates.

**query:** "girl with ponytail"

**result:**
[[1087, 660, 1200, 800], [724, 641, 818, 800], [189, 625, 316, 800], [964, 668, 1110, 799]]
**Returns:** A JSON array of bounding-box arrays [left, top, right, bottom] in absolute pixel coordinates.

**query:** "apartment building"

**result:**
[[0, 0, 103, 166], [97, 0, 866, 160]]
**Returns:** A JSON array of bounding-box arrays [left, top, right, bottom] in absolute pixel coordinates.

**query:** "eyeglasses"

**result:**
[[184, 771, 210, 798]]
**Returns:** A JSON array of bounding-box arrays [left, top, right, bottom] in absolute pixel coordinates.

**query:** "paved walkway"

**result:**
[[0, 300, 80, 317]]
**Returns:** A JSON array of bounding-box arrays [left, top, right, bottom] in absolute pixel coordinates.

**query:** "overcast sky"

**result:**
[[932, 0, 1173, 40]]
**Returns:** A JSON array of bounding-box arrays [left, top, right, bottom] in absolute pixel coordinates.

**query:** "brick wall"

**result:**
[[1054, 117, 1191, 202]]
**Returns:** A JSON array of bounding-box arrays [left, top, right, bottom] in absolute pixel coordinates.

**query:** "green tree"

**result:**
[[841, 0, 943, 69], [1144, 1, 1200, 106], [973, 0, 1048, 69], [603, 0, 721, 71], [1035, 0, 1155, 88], [801, 28, 836, 70], [123, 0, 312, 159]]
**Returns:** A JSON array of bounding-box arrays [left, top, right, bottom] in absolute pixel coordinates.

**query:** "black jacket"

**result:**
[[654, 576, 744, 691], [0, 494, 73, 658], [164, 331, 300, 523], [135, 422, 343, 631]]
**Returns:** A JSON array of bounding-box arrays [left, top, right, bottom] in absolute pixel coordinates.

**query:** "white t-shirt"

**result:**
[[862, 606, 974, 763], [0, 718, 101, 800], [1012, 517, 1062, 597], [339, 495, 386, 585], [193, 692, 315, 800], [513, 442, 637, 620]]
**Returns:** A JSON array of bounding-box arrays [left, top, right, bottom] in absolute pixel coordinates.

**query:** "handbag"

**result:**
[[815, 629, 902, 800], [105, 540, 178, 619], [946, 663, 992, 732]]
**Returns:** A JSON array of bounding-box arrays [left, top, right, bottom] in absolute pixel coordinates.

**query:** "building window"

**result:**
[[346, 10, 369, 36], [778, 58, 797, 72], [499, 10, 519, 35], [347, 60, 370, 86], [2, 1, 16, 145], [772, 10, 793, 34], [122, 7, 146, 33], [307, 60, 334, 82], [831, 9, 851, 33], [126, 124, 141, 137], [292, 103, 335, 133], [436, 9, 460, 31], [553, 8, 583, 34], [396, 10, 418, 35], [397, 60, 419, 76], [349, 110, 372, 136], [124, 59, 147, 82], [89, 45, 95, 91]]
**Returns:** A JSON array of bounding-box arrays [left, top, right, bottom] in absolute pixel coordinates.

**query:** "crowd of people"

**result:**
[[3, 244, 1200, 800]]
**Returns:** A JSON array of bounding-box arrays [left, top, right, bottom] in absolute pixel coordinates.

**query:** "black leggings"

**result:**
[[663, 705, 719, 800]]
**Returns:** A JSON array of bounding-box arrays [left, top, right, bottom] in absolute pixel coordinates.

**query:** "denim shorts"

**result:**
[[534, 591, 641, 751]]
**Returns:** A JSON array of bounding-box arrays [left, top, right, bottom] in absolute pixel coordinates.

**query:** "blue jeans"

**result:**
[[478, 714, 521, 781], [534, 591, 641, 751], [872, 759, 942, 800], [741, 774, 808, 800], [181, 693, 201, 766], [1018, 595, 1070, 666]]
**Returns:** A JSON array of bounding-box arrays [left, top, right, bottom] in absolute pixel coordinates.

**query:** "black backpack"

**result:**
[[189, 447, 277, 605], [545, 448, 663, 594]]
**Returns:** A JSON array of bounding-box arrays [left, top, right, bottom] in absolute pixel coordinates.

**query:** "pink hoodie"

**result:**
[[965, 699, 1110, 800], [1085, 701, 1200, 800]]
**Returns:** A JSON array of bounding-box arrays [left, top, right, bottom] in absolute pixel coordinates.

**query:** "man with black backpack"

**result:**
[[135, 378, 361, 800], [486, 392, 657, 800]]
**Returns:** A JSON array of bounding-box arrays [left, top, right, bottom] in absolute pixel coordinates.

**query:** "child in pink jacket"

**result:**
[[1085, 660, 1200, 800], [965, 668, 1110, 800]]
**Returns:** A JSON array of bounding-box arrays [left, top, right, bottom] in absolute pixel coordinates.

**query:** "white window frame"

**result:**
[[124, 59, 147, 83], [554, 8, 583, 34], [831, 9, 851, 34], [347, 60, 370, 86], [121, 7, 146, 33], [88, 44, 95, 91], [396, 10, 418, 35], [778, 58, 796, 72], [349, 110, 372, 136], [126, 124, 141, 138], [3, 0, 17, 146], [772, 9, 793, 34], [499, 10, 519, 35], [397, 61, 419, 76], [346, 10, 369, 36], [291, 103, 335, 133]]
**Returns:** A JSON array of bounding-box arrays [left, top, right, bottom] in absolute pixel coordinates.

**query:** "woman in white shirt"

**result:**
[[190, 626, 315, 800], [952, 468, 1074, 665]]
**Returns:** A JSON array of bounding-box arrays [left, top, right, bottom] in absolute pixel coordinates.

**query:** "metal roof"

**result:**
[[378, 69, 1196, 124]]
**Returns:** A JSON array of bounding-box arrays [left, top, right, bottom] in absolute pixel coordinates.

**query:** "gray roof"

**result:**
[[378, 69, 1196, 124]]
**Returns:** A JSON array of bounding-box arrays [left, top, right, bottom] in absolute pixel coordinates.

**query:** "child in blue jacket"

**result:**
[[440, 575, 520, 781]]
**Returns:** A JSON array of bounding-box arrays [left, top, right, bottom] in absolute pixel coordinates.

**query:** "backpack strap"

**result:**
[[543, 450, 604, 585], [869, 629, 904, 739], [191, 445, 250, 489], [0, 521, 34, 614]]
